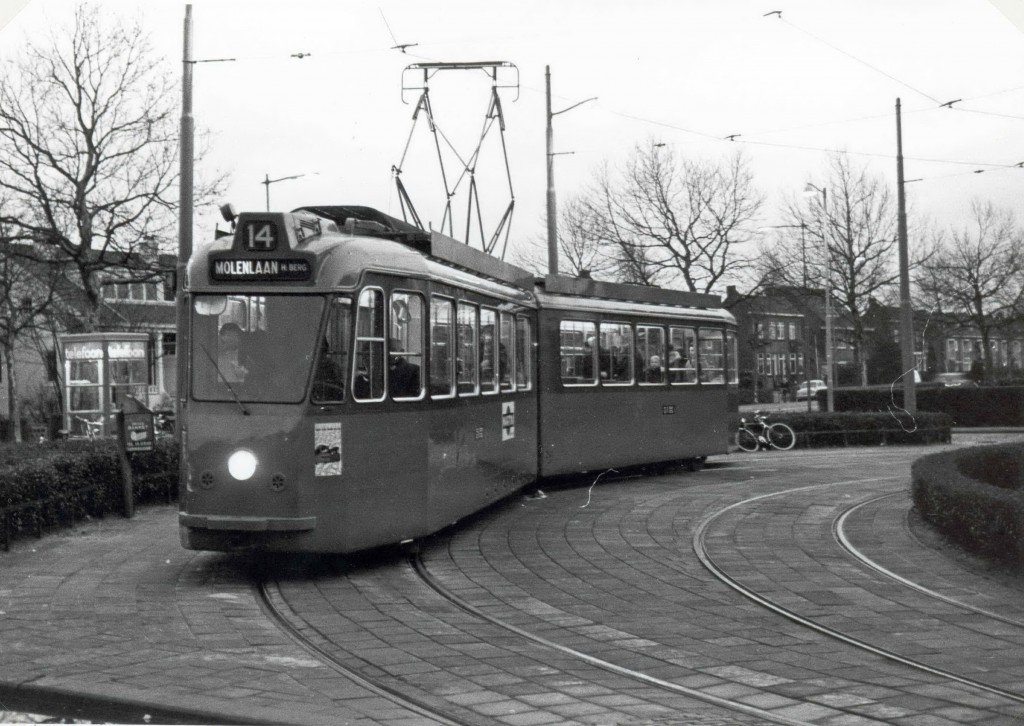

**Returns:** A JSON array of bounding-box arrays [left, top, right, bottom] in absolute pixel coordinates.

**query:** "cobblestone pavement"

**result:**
[[0, 433, 1021, 725]]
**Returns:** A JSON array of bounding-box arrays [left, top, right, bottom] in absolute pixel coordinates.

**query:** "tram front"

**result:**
[[179, 211, 357, 552]]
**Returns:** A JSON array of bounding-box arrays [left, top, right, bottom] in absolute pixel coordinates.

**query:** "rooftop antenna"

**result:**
[[393, 61, 519, 259]]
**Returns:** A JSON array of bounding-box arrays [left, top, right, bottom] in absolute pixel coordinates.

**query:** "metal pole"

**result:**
[[545, 66, 558, 275], [896, 98, 917, 414], [822, 187, 835, 413], [175, 5, 194, 443], [801, 224, 812, 412], [264, 174, 271, 212]]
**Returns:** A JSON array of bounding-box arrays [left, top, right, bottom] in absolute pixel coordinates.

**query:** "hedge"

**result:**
[[736, 411, 953, 448], [912, 443, 1024, 563], [828, 385, 1024, 427], [0, 438, 179, 548]]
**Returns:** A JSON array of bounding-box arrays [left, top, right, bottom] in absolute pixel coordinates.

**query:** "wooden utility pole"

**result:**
[[545, 66, 558, 275], [896, 98, 917, 414], [176, 5, 193, 445]]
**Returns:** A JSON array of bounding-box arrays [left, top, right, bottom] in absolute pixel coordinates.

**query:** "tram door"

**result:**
[[341, 287, 429, 546]]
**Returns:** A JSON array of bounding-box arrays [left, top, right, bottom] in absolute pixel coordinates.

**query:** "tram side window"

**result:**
[[499, 311, 515, 391], [515, 315, 532, 390], [312, 297, 351, 403], [456, 302, 478, 396], [698, 329, 725, 383], [668, 327, 697, 384], [389, 292, 424, 400], [600, 322, 633, 384], [560, 320, 597, 385], [430, 296, 455, 398], [726, 330, 739, 385], [637, 325, 666, 385], [353, 289, 385, 401], [480, 308, 498, 394]]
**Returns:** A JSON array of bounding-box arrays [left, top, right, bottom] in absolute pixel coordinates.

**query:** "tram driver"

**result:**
[[217, 322, 249, 383]]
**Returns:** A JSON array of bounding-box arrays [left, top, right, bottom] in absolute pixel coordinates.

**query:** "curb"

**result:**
[[0, 679, 344, 726]]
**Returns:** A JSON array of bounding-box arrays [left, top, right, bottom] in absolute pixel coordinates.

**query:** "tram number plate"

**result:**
[[662, 405, 676, 415], [243, 221, 278, 251]]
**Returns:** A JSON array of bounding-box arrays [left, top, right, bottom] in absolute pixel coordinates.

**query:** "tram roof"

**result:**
[[192, 205, 729, 318], [295, 205, 537, 290]]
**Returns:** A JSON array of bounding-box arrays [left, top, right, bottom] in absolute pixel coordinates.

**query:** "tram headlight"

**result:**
[[227, 450, 258, 481]]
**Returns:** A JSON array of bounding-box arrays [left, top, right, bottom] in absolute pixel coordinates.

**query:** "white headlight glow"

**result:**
[[227, 450, 258, 480]]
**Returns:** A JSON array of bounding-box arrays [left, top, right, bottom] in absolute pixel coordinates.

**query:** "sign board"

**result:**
[[123, 412, 154, 452], [210, 257, 312, 282], [501, 401, 515, 441]]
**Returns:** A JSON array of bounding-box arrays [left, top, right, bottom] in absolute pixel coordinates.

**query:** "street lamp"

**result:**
[[804, 182, 834, 412], [546, 65, 596, 275], [262, 173, 317, 212]]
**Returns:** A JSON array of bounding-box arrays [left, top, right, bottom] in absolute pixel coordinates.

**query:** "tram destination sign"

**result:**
[[210, 257, 312, 282]]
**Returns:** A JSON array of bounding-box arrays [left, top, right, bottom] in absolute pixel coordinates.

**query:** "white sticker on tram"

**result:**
[[501, 401, 515, 441], [314, 422, 342, 476]]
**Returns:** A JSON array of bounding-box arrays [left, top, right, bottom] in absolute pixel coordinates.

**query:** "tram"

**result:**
[[178, 205, 738, 553]]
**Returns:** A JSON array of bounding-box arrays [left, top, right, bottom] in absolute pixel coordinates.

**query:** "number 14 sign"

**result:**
[[243, 221, 278, 251]]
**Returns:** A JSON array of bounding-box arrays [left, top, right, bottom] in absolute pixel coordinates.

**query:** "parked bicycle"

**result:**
[[735, 410, 796, 452], [73, 415, 104, 441]]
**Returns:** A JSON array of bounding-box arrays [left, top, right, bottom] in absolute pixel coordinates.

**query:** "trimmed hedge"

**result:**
[[912, 443, 1024, 562], [736, 411, 952, 448], [0, 438, 179, 547], [829, 385, 1024, 427]]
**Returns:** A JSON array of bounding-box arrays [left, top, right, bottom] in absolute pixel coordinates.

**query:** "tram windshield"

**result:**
[[191, 294, 325, 403]]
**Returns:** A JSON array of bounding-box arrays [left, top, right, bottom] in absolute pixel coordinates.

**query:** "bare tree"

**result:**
[[766, 153, 901, 385], [917, 200, 1024, 379], [0, 4, 221, 329], [0, 215, 64, 442], [584, 142, 764, 293]]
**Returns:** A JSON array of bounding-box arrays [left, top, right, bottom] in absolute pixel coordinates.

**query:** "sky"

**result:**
[[2, 0, 1024, 274]]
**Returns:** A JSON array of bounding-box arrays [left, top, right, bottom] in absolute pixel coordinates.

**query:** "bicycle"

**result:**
[[74, 415, 104, 441], [735, 410, 796, 452]]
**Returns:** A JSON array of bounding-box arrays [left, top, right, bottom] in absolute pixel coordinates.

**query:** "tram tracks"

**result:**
[[693, 479, 1024, 708], [409, 552, 812, 726], [255, 580, 482, 726], [256, 557, 807, 726], [834, 491, 1024, 630], [252, 457, 1024, 725]]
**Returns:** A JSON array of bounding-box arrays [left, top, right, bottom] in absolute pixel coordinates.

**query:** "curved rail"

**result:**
[[692, 478, 1024, 707], [409, 553, 814, 726], [255, 581, 478, 726], [834, 491, 1024, 629]]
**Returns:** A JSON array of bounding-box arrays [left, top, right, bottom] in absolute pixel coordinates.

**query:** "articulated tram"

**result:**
[[178, 206, 738, 553]]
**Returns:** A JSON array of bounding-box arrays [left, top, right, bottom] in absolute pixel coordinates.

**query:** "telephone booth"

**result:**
[[60, 333, 152, 438]]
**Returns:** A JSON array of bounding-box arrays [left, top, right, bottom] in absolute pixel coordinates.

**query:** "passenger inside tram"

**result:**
[[389, 339, 421, 398]]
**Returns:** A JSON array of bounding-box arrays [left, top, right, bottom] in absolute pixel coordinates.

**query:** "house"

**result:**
[[0, 248, 177, 440]]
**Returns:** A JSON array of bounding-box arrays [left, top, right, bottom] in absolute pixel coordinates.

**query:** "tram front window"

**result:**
[[192, 295, 325, 403]]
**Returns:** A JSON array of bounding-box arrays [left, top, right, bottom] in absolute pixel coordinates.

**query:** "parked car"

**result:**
[[795, 379, 828, 400], [932, 372, 977, 387]]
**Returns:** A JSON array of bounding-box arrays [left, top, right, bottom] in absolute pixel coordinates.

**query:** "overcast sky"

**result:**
[[3, 0, 1024, 270]]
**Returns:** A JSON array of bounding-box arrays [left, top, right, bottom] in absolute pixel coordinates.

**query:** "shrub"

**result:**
[[0, 437, 179, 545], [736, 411, 952, 448], [830, 385, 1024, 427], [912, 443, 1024, 562]]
